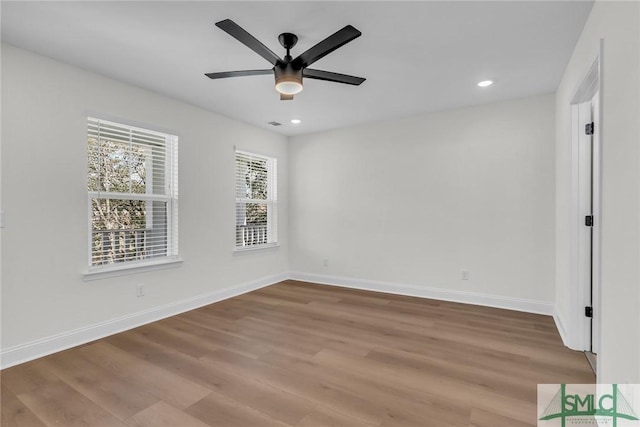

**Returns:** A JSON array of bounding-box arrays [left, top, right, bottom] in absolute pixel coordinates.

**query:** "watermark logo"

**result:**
[[538, 384, 640, 426]]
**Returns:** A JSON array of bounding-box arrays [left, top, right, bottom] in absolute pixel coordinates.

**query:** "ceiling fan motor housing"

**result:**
[[275, 63, 303, 95]]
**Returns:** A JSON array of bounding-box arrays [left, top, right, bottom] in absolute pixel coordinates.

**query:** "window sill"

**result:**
[[83, 257, 183, 281], [233, 243, 280, 255]]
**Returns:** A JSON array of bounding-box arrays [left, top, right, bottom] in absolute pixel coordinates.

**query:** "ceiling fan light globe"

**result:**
[[276, 79, 303, 95]]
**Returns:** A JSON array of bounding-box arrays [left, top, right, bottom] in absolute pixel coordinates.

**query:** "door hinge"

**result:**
[[585, 122, 594, 135], [585, 306, 593, 318], [585, 215, 594, 227]]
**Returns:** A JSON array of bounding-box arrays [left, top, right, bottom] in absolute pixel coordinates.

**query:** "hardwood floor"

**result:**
[[1, 280, 594, 426]]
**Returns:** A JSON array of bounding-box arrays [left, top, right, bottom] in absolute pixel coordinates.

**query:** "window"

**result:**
[[235, 151, 277, 249], [87, 117, 178, 269]]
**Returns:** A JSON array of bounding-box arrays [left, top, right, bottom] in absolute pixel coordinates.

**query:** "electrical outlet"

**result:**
[[136, 284, 145, 297], [461, 270, 470, 280], [323, 259, 329, 267]]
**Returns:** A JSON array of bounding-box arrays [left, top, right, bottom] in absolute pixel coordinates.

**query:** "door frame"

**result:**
[[568, 44, 602, 355]]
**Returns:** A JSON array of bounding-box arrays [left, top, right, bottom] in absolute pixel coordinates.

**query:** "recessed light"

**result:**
[[291, 119, 301, 124], [477, 80, 493, 87]]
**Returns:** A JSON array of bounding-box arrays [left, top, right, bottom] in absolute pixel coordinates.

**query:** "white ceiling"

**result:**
[[1, 1, 593, 136]]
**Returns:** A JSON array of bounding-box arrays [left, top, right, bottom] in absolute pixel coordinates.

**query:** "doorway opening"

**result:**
[[570, 54, 601, 374]]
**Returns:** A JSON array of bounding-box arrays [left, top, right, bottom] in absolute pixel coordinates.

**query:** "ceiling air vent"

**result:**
[[268, 121, 282, 126]]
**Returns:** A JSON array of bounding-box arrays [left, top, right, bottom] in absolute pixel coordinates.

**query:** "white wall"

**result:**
[[555, 1, 640, 383], [289, 94, 556, 309], [0, 45, 288, 362]]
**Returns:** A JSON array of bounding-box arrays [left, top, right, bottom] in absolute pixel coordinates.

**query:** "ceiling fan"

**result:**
[[205, 19, 366, 100]]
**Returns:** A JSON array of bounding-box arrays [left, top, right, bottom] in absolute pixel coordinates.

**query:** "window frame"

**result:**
[[234, 150, 278, 252], [84, 117, 180, 280]]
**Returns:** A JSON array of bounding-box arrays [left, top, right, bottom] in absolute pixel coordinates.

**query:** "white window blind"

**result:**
[[87, 117, 178, 267], [235, 151, 277, 249]]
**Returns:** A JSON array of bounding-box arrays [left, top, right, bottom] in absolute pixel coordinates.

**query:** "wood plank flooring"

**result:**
[[1, 280, 594, 426]]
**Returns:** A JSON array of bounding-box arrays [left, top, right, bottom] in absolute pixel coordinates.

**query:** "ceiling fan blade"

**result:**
[[215, 19, 282, 66], [280, 94, 294, 101], [303, 69, 366, 86], [292, 25, 361, 69], [205, 69, 273, 79]]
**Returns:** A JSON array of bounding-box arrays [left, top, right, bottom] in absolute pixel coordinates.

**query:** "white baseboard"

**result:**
[[0, 273, 287, 369], [553, 310, 570, 347], [289, 271, 555, 315]]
